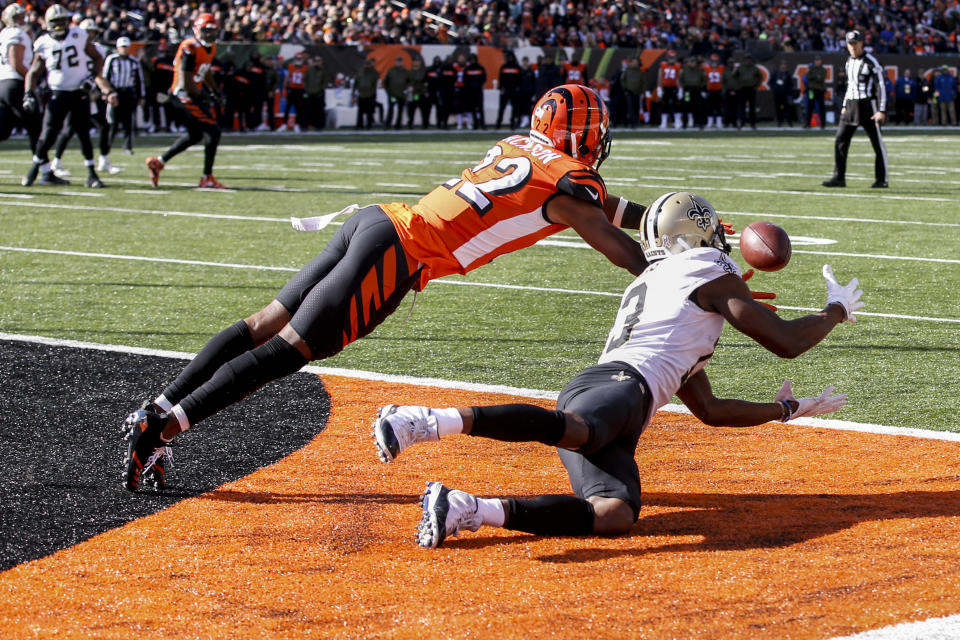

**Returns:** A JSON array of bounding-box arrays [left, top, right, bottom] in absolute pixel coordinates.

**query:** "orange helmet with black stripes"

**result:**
[[194, 12, 218, 46], [530, 84, 611, 169]]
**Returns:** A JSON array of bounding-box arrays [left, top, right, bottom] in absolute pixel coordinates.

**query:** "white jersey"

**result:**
[[599, 247, 741, 426], [34, 27, 90, 91], [0, 26, 33, 81]]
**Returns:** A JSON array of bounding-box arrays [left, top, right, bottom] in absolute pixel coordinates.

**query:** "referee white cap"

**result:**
[[117, 36, 131, 47]]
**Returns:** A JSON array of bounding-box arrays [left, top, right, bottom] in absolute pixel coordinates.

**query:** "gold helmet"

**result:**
[[639, 192, 730, 262], [44, 4, 71, 39], [2, 3, 26, 28]]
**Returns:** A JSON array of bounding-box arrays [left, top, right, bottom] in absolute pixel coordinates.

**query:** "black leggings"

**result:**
[[0, 79, 40, 149], [276, 206, 422, 359], [164, 94, 221, 175]]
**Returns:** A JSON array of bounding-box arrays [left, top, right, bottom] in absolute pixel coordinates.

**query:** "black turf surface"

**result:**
[[0, 339, 330, 570]]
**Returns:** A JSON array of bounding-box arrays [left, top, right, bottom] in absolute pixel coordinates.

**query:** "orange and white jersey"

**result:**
[[659, 61, 681, 87], [563, 61, 587, 85], [704, 63, 724, 91], [171, 37, 216, 94], [286, 63, 307, 89], [382, 133, 607, 286]]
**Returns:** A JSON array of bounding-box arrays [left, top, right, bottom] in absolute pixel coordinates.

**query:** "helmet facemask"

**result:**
[[44, 5, 71, 40], [194, 13, 218, 46]]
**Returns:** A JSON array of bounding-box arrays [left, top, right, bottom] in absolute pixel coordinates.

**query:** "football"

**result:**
[[738, 221, 792, 271]]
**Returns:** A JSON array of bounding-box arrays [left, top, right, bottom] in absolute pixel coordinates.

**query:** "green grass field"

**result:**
[[1, 127, 957, 432]]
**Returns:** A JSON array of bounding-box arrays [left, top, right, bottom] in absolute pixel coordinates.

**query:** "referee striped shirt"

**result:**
[[103, 53, 145, 98], [844, 52, 886, 112]]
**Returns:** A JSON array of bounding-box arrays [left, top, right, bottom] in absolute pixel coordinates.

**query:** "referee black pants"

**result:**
[[832, 98, 888, 183], [107, 89, 138, 154]]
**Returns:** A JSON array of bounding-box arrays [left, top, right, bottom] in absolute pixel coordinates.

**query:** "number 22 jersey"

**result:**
[[381, 133, 607, 287], [599, 247, 742, 428]]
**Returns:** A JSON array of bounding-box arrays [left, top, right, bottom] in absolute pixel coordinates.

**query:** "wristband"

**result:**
[[612, 196, 627, 227], [778, 400, 793, 423]]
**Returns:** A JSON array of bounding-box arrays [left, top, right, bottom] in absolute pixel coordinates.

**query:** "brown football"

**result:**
[[738, 221, 792, 271]]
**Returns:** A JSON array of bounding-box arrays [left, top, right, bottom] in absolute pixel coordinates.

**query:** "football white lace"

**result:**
[[446, 489, 482, 536], [144, 445, 172, 473], [391, 407, 438, 453]]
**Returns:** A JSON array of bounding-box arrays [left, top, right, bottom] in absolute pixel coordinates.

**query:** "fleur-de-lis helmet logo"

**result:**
[[686, 198, 713, 231]]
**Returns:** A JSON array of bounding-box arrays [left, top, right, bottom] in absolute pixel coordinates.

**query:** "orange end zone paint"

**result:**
[[1, 375, 958, 639]]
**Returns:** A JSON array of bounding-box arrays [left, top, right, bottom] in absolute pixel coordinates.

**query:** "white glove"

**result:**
[[656, 86, 663, 98], [822, 264, 864, 322], [775, 380, 848, 421]]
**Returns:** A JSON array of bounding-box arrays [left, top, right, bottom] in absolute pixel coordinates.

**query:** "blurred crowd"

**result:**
[[8, 0, 960, 55]]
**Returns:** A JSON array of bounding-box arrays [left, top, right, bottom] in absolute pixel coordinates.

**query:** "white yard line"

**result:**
[[1, 245, 958, 324], [1, 330, 958, 442]]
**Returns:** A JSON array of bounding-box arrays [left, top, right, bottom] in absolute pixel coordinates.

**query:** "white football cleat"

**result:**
[[416, 482, 482, 549], [372, 404, 438, 463], [51, 158, 71, 178]]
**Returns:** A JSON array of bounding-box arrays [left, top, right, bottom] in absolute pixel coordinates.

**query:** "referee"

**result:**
[[822, 30, 889, 189], [103, 37, 144, 158]]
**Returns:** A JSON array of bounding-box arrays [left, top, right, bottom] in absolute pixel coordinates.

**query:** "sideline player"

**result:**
[[371, 192, 863, 548], [657, 50, 681, 129], [121, 85, 653, 492], [22, 5, 118, 188], [822, 30, 889, 189], [0, 3, 40, 151], [145, 13, 226, 189]]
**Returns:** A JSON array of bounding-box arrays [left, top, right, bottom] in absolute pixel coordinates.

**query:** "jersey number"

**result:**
[[444, 146, 532, 216], [51, 45, 79, 70], [604, 282, 647, 353]]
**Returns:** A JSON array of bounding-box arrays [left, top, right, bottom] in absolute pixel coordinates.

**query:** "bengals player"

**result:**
[[145, 13, 226, 189], [657, 49, 682, 129], [703, 53, 724, 128], [120, 84, 653, 493]]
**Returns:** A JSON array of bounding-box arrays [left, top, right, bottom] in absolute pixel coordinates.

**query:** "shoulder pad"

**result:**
[[557, 169, 606, 208]]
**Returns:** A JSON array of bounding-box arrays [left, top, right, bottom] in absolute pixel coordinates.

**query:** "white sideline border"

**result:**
[[827, 614, 960, 640], [2, 331, 958, 442], [2, 330, 958, 639]]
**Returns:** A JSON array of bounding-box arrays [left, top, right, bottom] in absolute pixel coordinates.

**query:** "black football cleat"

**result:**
[[122, 409, 171, 492], [821, 177, 846, 188], [85, 174, 105, 188], [870, 181, 888, 188], [21, 163, 40, 186], [37, 172, 70, 186]]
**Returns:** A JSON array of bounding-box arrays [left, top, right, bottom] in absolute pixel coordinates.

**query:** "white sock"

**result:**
[[154, 394, 173, 412], [170, 404, 190, 433], [84, 158, 94, 167], [432, 407, 463, 437], [476, 497, 505, 527]]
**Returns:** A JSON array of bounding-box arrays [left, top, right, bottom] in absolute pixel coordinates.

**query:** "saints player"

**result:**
[[0, 3, 39, 151], [50, 18, 117, 179], [371, 192, 864, 549], [22, 5, 118, 187]]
